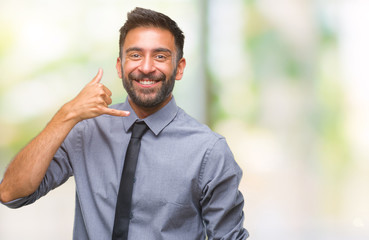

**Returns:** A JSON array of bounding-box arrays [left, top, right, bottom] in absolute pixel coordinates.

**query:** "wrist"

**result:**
[[49, 103, 80, 129]]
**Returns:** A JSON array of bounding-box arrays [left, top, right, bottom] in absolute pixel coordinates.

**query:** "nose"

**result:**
[[138, 57, 155, 74]]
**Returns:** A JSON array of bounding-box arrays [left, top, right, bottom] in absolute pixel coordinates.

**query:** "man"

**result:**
[[0, 7, 249, 240]]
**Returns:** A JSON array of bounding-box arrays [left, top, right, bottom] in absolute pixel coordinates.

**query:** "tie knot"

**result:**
[[131, 121, 148, 139]]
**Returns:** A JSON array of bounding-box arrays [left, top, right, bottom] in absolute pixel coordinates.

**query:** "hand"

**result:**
[[62, 68, 130, 123]]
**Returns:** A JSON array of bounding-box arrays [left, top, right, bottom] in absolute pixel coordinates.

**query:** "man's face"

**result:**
[[117, 27, 185, 109]]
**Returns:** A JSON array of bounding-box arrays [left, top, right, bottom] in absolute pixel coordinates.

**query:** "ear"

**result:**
[[175, 58, 186, 80], [116, 57, 123, 79]]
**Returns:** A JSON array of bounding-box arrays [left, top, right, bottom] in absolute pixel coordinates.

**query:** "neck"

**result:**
[[128, 95, 172, 119]]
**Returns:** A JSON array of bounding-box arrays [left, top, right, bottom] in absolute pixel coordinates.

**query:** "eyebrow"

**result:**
[[153, 48, 172, 55], [125, 47, 142, 54], [125, 47, 172, 55]]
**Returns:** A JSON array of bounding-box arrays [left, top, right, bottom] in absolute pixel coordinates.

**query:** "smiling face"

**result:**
[[116, 27, 186, 118]]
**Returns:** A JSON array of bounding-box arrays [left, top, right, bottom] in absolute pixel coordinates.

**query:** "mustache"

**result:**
[[128, 72, 166, 81]]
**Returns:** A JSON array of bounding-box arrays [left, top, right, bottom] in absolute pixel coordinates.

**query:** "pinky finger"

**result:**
[[103, 108, 130, 117]]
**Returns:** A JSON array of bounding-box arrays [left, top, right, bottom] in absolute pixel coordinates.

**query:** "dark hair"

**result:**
[[119, 7, 185, 62]]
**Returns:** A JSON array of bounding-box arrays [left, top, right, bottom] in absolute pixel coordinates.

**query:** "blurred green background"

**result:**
[[1, 0, 369, 239]]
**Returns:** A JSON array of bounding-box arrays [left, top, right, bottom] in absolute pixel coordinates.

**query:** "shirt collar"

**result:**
[[122, 97, 179, 136]]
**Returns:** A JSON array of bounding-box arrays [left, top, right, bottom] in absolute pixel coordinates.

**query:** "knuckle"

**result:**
[[95, 96, 105, 105], [96, 105, 106, 112], [97, 89, 105, 96]]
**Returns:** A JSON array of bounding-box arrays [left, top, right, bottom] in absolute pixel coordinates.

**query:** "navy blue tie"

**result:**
[[112, 121, 148, 240]]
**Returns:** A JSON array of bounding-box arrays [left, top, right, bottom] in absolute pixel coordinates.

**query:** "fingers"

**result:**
[[102, 85, 112, 97], [70, 68, 130, 120], [89, 69, 112, 96], [90, 68, 103, 85], [101, 93, 112, 106], [98, 85, 113, 106], [102, 108, 130, 117], [88, 68, 113, 105], [90, 69, 129, 117]]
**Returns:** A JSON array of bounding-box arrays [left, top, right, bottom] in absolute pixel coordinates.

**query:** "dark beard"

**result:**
[[121, 67, 176, 108]]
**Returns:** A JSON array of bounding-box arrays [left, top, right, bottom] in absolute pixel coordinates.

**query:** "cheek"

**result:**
[[155, 63, 175, 76], [123, 62, 138, 76]]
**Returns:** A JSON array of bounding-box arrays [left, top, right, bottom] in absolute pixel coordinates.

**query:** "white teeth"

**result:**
[[139, 80, 156, 85]]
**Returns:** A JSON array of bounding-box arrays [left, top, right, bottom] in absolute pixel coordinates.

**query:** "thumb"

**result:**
[[90, 68, 103, 84]]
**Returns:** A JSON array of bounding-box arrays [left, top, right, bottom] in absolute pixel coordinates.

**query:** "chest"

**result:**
[[133, 143, 203, 207], [75, 135, 206, 207]]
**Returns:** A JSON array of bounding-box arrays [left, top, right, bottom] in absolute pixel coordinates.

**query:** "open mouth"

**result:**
[[134, 78, 161, 88], [128, 72, 165, 87], [137, 79, 159, 85]]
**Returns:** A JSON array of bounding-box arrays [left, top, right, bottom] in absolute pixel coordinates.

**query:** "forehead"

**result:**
[[123, 27, 175, 52]]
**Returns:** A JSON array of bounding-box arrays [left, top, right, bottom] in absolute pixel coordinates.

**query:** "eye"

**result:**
[[155, 54, 167, 61], [129, 53, 141, 60]]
